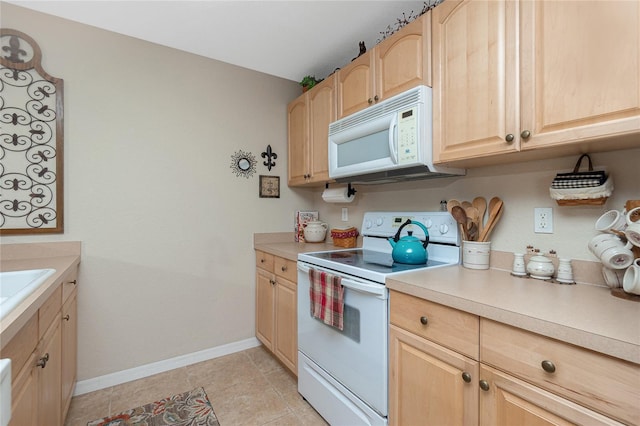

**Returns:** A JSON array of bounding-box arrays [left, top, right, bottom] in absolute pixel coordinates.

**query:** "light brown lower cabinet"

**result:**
[[389, 290, 638, 426], [2, 265, 79, 426], [255, 250, 297, 375]]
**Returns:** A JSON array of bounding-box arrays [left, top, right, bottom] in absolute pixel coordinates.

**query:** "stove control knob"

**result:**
[[364, 220, 372, 229], [375, 217, 384, 226], [439, 223, 449, 234], [424, 219, 433, 228]]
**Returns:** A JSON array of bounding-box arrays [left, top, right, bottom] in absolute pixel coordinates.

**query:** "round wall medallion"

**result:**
[[230, 150, 257, 178]]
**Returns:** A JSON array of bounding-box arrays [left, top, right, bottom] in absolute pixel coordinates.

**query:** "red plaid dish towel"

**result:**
[[309, 268, 345, 330]]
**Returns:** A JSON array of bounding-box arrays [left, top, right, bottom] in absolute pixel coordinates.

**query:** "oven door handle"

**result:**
[[298, 263, 387, 297]]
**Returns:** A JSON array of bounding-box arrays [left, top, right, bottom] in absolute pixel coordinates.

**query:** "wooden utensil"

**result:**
[[446, 199, 462, 214], [451, 205, 469, 241], [461, 200, 472, 209], [472, 197, 487, 233], [479, 199, 504, 242]]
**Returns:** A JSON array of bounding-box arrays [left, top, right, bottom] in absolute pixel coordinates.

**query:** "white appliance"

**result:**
[[297, 211, 461, 425], [328, 86, 465, 184]]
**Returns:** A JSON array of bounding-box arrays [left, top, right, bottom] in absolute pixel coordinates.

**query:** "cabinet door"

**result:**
[[337, 51, 375, 119], [61, 291, 77, 420], [307, 74, 335, 184], [479, 364, 623, 426], [38, 318, 62, 426], [274, 277, 297, 375], [255, 268, 275, 350], [432, 0, 519, 163], [287, 95, 308, 186], [389, 325, 479, 426], [520, 0, 640, 150], [376, 13, 431, 101], [9, 353, 38, 426]]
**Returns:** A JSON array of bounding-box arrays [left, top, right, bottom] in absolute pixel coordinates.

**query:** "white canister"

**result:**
[[462, 241, 491, 270], [526, 255, 555, 280], [303, 221, 328, 242]]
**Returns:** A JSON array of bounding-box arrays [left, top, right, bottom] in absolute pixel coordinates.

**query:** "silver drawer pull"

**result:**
[[419, 316, 428, 325]]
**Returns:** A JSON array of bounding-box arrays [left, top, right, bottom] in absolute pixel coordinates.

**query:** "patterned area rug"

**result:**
[[87, 387, 220, 426]]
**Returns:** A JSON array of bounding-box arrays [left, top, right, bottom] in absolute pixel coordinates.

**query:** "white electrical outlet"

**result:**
[[534, 207, 553, 233], [341, 207, 348, 221]]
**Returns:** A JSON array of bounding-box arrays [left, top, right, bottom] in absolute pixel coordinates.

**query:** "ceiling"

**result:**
[[4, 0, 435, 82]]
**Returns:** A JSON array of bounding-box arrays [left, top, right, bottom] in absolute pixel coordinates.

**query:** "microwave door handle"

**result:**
[[388, 113, 398, 164]]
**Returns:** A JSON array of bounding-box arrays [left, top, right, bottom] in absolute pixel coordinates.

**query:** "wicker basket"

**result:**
[[331, 227, 358, 248]]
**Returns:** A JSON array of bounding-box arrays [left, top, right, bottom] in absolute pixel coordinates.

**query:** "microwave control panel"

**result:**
[[397, 107, 419, 164]]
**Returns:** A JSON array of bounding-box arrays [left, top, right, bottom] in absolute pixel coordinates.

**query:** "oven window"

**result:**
[[337, 129, 390, 167], [314, 304, 360, 343]]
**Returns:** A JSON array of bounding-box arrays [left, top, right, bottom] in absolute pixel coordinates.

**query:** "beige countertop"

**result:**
[[254, 235, 640, 365], [0, 242, 81, 348]]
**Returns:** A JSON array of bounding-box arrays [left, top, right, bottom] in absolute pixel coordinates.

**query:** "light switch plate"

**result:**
[[341, 208, 348, 221], [534, 207, 553, 233]]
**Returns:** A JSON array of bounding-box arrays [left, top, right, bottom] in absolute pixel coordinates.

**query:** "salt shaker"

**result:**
[[511, 253, 526, 276], [556, 258, 575, 284]]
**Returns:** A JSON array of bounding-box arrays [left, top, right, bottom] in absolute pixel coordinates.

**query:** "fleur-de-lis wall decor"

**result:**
[[0, 29, 64, 234], [261, 145, 277, 171]]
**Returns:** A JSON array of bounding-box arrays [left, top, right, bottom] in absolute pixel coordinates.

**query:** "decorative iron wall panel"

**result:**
[[0, 29, 64, 234]]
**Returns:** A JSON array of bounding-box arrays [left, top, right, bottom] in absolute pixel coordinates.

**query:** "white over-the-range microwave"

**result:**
[[328, 85, 465, 184]]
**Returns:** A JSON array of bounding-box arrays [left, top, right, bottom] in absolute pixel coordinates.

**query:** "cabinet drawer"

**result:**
[[256, 250, 274, 272], [481, 319, 640, 425], [274, 257, 297, 283], [390, 290, 479, 360], [38, 285, 61, 340], [0, 314, 37, 382]]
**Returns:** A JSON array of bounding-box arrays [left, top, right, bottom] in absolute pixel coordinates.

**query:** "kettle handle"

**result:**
[[393, 219, 430, 248]]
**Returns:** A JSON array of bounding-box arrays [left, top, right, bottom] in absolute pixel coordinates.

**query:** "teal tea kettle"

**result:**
[[388, 219, 430, 264]]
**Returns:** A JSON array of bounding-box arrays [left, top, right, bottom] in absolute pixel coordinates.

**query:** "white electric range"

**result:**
[[297, 211, 461, 426]]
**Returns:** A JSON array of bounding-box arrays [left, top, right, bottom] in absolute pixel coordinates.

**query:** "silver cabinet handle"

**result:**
[[419, 316, 428, 325], [462, 372, 472, 383], [521, 130, 531, 139], [505, 134, 515, 143], [479, 380, 490, 391]]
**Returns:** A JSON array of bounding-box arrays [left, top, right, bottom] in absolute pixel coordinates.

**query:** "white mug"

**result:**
[[622, 258, 640, 295], [595, 209, 627, 233], [588, 234, 634, 269], [624, 207, 640, 247]]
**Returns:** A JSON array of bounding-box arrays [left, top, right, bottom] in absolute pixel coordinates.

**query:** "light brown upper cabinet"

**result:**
[[432, 0, 640, 166], [287, 74, 336, 187], [337, 13, 432, 119]]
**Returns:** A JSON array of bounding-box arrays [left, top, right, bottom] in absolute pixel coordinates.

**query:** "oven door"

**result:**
[[297, 261, 388, 417]]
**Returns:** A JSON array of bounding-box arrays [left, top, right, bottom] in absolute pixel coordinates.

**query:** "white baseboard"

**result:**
[[73, 337, 261, 396]]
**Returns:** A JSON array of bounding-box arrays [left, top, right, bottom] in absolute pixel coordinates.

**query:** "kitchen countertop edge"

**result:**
[[1, 244, 81, 349], [387, 266, 640, 365]]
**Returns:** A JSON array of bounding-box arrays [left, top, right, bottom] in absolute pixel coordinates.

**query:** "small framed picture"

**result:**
[[259, 175, 280, 198]]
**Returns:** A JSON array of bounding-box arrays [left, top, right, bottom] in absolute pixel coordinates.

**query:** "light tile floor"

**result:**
[[64, 346, 328, 426]]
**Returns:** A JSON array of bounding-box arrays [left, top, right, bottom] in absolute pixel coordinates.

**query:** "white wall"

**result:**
[[305, 147, 639, 262], [0, 3, 315, 380]]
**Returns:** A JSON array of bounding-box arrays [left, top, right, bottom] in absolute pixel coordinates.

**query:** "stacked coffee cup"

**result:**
[[591, 207, 640, 294]]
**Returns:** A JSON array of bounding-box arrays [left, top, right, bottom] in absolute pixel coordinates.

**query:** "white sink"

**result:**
[[0, 269, 56, 320], [0, 358, 10, 426]]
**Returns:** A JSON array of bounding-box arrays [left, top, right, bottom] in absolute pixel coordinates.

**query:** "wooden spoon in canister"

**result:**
[[472, 197, 487, 234], [451, 205, 470, 241], [446, 199, 462, 215], [479, 199, 504, 242]]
